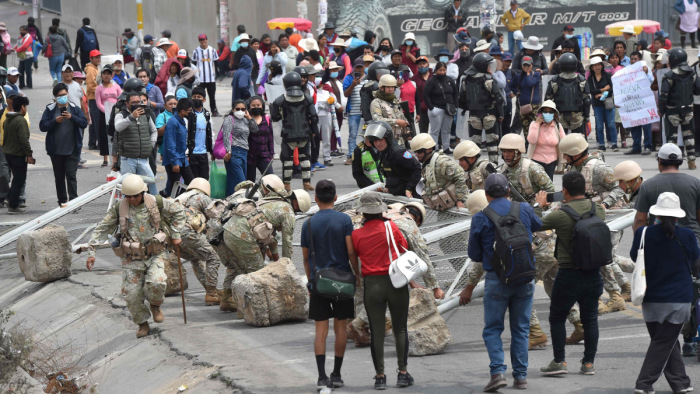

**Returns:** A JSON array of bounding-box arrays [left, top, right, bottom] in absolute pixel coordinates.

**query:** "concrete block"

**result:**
[[407, 288, 451, 356], [16, 224, 72, 282], [164, 249, 188, 296], [232, 258, 308, 327]]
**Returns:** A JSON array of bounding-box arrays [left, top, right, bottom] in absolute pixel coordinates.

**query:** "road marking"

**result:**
[[599, 333, 648, 341]]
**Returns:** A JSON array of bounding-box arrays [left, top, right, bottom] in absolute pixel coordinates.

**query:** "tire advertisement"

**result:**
[[328, 0, 635, 56]]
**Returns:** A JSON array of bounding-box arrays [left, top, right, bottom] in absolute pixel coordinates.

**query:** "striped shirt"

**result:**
[[191, 46, 219, 83]]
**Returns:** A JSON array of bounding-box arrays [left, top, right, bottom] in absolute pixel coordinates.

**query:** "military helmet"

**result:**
[[291, 189, 311, 213], [409, 133, 436, 151], [378, 74, 397, 89], [454, 140, 481, 159], [559, 53, 578, 72], [123, 77, 144, 93], [121, 174, 147, 195], [559, 133, 589, 156], [667, 47, 687, 69], [472, 52, 494, 73], [186, 177, 211, 196], [402, 202, 426, 225], [292, 66, 309, 79], [364, 121, 393, 142], [498, 133, 526, 153], [466, 190, 488, 215], [366, 61, 389, 81], [261, 174, 285, 195], [613, 160, 643, 181]]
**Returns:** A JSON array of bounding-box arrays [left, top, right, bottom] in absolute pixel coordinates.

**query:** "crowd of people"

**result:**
[[0, 3, 699, 393]]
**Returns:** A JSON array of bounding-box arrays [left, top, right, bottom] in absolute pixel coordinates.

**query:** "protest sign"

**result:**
[[611, 61, 659, 128]]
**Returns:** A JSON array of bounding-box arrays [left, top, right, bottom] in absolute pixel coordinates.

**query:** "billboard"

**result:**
[[328, 0, 636, 56]]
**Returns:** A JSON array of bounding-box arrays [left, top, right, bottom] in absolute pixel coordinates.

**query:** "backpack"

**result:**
[[559, 201, 613, 270], [112, 194, 167, 259], [81, 28, 97, 52], [483, 201, 536, 286], [551, 75, 584, 112], [139, 46, 156, 81]]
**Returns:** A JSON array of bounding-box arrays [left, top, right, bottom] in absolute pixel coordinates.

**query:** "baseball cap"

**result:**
[[416, 56, 430, 64], [161, 29, 172, 37], [522, 56, 533, 65], [502, 52, 513, 62], [4, 88, 19, 98], [7, 67, 19, 76], [198, 33, 207, 40], [61, 64, 74, 72], [143, 34, 154, 43], [89, 49, 101, 57], [657, 143, 683, 160], [563, 25, 574, 32], [177, 49, 187, 59], [485, 173, 509, 195], [122, 28, 132, 35], [353, 57, 365, 67]]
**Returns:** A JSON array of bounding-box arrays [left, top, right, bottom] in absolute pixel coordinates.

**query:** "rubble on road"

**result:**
[[407, 288, 452, 356]]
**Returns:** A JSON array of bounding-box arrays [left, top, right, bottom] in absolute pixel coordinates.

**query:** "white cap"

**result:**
[[61, 64, 74, 72], [177, 49, 187, 58], [657, 143, 683, 160], [7, 67, 19, 76]]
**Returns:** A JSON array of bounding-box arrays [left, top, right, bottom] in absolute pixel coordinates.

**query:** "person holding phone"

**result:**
[[39, 83, 88, 207], [342, 57, 368, 165], [221, 99, 258, 196], [95, 65, 122, 166]]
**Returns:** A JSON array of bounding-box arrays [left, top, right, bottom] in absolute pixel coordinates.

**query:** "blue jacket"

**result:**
[[631, 225, 699, 303], [510, 71, 542, 105], [162, 112, 189, 167], [39, 102, 88, 156], [231, 54, 252, 101], [468, 197, 542, 271], [112, 70, 131, 88], [675, 0, 700, 14]]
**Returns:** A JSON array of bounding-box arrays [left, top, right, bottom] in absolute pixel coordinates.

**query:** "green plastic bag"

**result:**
[[210, 161, 227, 199]]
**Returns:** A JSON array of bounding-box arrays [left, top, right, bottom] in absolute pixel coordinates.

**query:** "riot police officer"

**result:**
[[545, 53, 590, 134], [365, 120, 421, 198]]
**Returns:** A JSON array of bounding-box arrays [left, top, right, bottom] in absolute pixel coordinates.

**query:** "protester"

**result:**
[[279, 33, 299, 73], [550, 25, 580, 61], [527, 100, 565, 179], [3, 96, 33, 214], [4, 67, 21, 94], [186, 86, 212, 179], [162, 98, 194, 195], [588, 57, 617, 151], [14, 25, 34, 89], [256, 41, 288, 86], [39, 83, 88, 207], [175, 66, 196, 100], [375, 38, 393, 64], [444, 0, 467, 52], [676, 0, 700, 49], [74, 18, 99, 70], [423, 62, 458, 152], [135, 36, 167, 83], [111, 59, 130, 88], [513, 36, 548, 75], [232, 33, 259, 82], [412, 56, 432, 134], [137, 68, 164, 119], [500, 0, 530, 53], [0, 23, 11, 68], [627, 52, 654, 155], [95, 65, 122, 166], [114, 92, 158, 194], [511, 56, 542, 138], [46, 25, 71, 84], [468, 173, 541, 391], [155, 94, 177, 195], [215, 39, 232, 79], [231, 54, 253, 101], [400, 33, 420, 76], [222, 99, 258, 196], [342, 57, 367, 165], [246, 96, 274, 181]]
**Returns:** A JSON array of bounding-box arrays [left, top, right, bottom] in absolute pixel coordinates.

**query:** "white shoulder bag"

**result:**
[[385, 221, 428, 288], [630, 226, 648, 306]]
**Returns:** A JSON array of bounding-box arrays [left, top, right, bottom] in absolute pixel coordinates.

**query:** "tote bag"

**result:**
[[631, 226, 648, 306], [385, 221, 428, 288]]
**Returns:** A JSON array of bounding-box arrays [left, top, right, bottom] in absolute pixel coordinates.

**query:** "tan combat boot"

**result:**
[[284, 183, 291, 192], [620, 282, 632, 302], [219, 289, 237, 312], [566, 321, 584, 345], [303, 182, 314, 191], [149, 300, 165, 323], [528, 324, 548, 350], [205, 285, 221, 306], [689, 160, 697, 170], [598, 291, 626, 314], [136, 322, 150, 338]]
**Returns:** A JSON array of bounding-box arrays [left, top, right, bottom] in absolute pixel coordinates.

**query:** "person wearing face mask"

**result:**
[[246, 96, 274, 181], [162, 98, 195, 195], [155, 94, 177, 195], [455, 40, 473, 78], [330, 38, 352, 79], [221, 99, 258, 196], [435, 48, 458, 81], [315, 70, 341, 166], [231, 34, 259, 81], [39, 83, 88, 207], [375, 38, 393, 65], [545, 53, 590, 135], [526, 101, 565, 180], [371, 74, 410, 148], [400, 33, 420, 76], [187, 86, 213, 180], [412, 56, 432, 134], [424, 62, 459, 153], [550, 25, 580, 62]]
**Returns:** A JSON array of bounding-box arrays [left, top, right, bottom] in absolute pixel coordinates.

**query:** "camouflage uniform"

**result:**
[[465, 159, 491, 191], [370, 91, 410, 146], [385, 210, 440, 290], [421, 152, 469, 209], [88, 196, 185, 325], [222, 196, 296, 274], [178, 190, 221, 289]]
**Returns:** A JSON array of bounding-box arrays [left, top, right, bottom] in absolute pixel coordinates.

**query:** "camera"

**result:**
[[547, 192, 564, 203]]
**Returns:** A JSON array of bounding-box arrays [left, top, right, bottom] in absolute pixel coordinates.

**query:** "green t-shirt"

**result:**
[[539, 199, 606, 269]]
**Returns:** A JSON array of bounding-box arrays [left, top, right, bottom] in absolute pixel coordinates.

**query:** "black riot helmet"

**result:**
[[283, 71, 302, 89], [364, 120, 394, 145], [268, 60, 283, 77], [366, 61, 389, 82], [292, 66, 309, 80], [559, 53, 578, 72], [472, 52, 494, 73], [668, 47, 688, 69], [123, 77, 144, 93], [0, 67, 6, 87]]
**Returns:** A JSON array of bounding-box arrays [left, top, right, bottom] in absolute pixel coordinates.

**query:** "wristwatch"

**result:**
[[532, 202, 540, 209], [603, 202, 611, 209]]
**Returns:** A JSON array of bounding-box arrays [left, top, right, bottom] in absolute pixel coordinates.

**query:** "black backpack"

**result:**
[[559, 201, 612, 270], [483, 201, 536, 286], [139, 46, 156, 82], [552, 75, 584, 112]]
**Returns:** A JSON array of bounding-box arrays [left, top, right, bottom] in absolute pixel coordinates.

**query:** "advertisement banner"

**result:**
[[612, 61, 659, 128], [328, 0, 635, 56]]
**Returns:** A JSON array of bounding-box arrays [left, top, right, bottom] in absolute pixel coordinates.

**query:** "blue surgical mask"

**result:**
[[405, 40, 414, 46], [542, 113, 554, 123], [565, 34, 573, 39], [439, 56, 449, 63], [241, 42, 249, 48], [418, 67, 429, 74], [56, 96, 68, 105], [330, 71, 339, 78], [365, 68, 368, 75]]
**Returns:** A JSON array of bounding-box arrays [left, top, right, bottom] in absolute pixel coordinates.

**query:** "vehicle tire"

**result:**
[[336, 0, 393, 45]]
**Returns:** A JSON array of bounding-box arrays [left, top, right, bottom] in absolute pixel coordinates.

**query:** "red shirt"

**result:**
[[352, 219, 408, 277]]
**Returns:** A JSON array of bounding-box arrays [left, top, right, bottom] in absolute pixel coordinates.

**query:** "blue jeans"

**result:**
[[630, 124, 652, 152], [120, 157, 158, 195], [483, 273, 534, 379], [347, 114, 362, 159], [507, 31, 523, 53], [593, 105, 616, 146], [49, 54, 65, 81], [224, 147, 247, 197]]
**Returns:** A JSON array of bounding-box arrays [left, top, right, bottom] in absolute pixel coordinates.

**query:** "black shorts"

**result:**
[[308, 292, 355, 322]]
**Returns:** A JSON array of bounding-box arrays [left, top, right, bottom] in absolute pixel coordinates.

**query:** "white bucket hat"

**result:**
[[331, 38, 348, 48], [538, 100, 559, 117], [474, 39, 491, 52], [522, 36, 543, 51], [586, 56, 609, 71], [403, 32, 416, 43], [620, 25, 637, 35], [649, 192, 686, 218]]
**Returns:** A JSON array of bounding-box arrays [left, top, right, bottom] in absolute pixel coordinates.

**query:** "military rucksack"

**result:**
[[483, 201, 536, 286], [233, 198, 279, 246], [559, 201, 613, 271], [551, 75, 585, 112], [112, 194, 167, 259]]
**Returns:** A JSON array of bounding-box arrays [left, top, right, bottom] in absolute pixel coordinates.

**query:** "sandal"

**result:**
[[101, 161, 108, 167]]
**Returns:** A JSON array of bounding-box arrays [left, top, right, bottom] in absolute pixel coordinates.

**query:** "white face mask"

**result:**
[[233, 110, 245, 119], [315, 76, 322, 86]]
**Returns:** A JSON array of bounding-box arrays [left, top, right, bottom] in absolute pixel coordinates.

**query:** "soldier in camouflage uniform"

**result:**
[[175, 178, 223, 306], [86, 175, 186, 338], [370, 74, 411, 147], [454, 140, 491, 192], [410, 133, 468, 210]]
